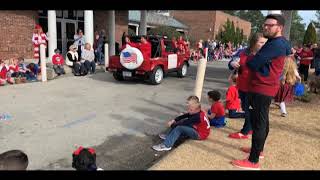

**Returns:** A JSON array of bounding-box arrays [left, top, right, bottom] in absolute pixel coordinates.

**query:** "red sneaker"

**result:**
[[231, 159, 260, 170], [228, 132, 249, 139], [240, 147, 264, 159], [247, 130, 253, 135]]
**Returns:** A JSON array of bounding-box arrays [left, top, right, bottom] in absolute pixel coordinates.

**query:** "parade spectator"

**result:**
[[81, 43, 96, 74], [14, 57, 37, 81], [228, 32, 267, 139], [93, 31, 99, 63], [204, 90, 226, 128], [232, 14, 291, 170], [32, 24, 48, 66], [0, 150, 28, 170], [226, 74, 244, 119], [74, 29, 86, 59], [66, 45, 81, 76], [274, 56, 301, 117], [72, 146, 102, 171], [0, 59, 14, 85], [52, 49, 66, 76], [94, 30, 106, 65], [152, 95, 210, 152], [314, 44, 320, 76], [297, 44, 313, 82]]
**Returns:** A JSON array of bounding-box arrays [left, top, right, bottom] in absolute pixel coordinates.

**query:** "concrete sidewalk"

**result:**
[[150, 99, 320, 170]]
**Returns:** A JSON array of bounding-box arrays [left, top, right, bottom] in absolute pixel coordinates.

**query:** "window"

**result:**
[[56, 10, 63, 18], [76, 10, 84, 21], [77, 21, 84, 33]]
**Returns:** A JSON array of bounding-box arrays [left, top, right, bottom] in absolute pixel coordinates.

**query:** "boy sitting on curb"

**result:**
[[152, 95, 211, 152]]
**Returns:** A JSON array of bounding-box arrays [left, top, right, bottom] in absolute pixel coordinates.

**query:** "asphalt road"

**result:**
[[0, 61, 230, 170]]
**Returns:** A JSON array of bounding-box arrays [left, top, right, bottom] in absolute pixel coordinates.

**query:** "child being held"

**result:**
[[226, 74, 245, 118], [205, 90, 226, 128]]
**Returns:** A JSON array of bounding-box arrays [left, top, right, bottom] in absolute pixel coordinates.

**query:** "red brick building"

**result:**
[[171, 11, 251, 43], [0, 10, 128, 59]]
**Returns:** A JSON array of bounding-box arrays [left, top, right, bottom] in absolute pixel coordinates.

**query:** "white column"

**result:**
[[139, 10, 147, 35], [108, 10, 115, 56], [84, 10, 94, 47], [48, 10, 57, 59]]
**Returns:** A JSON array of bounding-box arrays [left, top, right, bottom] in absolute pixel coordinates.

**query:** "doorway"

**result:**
[[57, 19, 78, 55]]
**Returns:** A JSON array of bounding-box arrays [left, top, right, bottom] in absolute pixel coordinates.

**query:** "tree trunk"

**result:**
[[282, 10, 293, 40]]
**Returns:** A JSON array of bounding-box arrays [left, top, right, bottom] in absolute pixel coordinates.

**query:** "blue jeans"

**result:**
[[163, 126, 199, 148], [95, 48, 105, 64], [239, 90, 252, 135], [228, 109, 245, 118]]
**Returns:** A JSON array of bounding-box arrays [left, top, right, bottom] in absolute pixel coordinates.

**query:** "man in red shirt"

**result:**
[[298, 44, 314, 82], [152, 96, 210, 151]]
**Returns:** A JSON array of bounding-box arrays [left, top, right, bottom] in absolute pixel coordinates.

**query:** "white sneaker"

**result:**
[[159, 134, 166, 140], [152, 143, 172, 152]]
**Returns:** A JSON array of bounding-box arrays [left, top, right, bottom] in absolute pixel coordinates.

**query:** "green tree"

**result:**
[[290, 11, 306, 45], [224, 10, 265, 34], [238, 10, 265, 34], [147, 26, 181, 39], [216, 19, 245, 45], [303, 22, 318, 45]]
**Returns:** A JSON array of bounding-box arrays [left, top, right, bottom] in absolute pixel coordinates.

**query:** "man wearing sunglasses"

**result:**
[[232, 14, 291, 170]]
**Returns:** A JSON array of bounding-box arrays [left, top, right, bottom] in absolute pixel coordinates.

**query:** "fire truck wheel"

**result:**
[[113, 72, 124, 81], [149, 66, 163, 85], [177, 62, 188, 78]]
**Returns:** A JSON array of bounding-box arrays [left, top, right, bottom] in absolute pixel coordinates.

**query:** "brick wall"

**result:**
[[0, 11, 38, 59], [94, 11, 128, 45], [171, 11, 251, 44], [171, 11, 215, 44]]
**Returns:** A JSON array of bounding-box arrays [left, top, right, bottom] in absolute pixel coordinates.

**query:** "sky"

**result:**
[[261, 10, 317, 28]]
